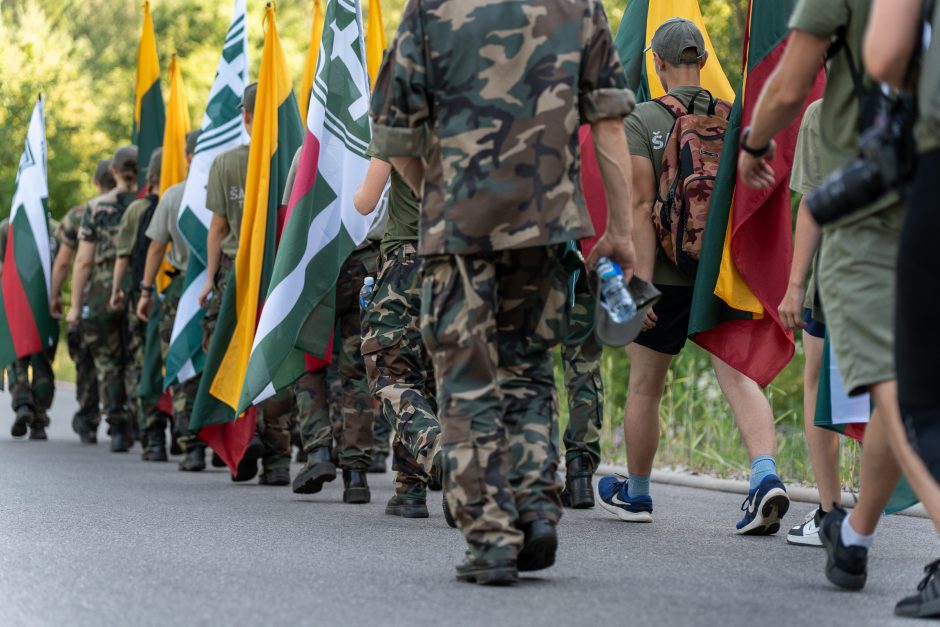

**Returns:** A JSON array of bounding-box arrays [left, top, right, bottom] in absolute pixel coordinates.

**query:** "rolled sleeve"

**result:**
[[146, 197, 172, 244], [369, 0, 430, 157], [788, 0, 847, 40], [579, 0, 634, 123]]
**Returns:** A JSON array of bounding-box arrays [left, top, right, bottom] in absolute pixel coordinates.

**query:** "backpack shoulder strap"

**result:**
[[653, 95, 688, 120]]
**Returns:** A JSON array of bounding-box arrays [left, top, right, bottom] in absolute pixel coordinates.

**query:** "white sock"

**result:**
[[840, 514, 875, 549]]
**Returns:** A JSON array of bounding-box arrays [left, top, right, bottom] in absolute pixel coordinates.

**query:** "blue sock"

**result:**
[[627, 474, 651, 499], [749, 456, 777, 490]]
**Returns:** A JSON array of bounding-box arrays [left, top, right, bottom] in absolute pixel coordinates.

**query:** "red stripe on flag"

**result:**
[[284, 130, 321, 224], [198, 407, 258, 475], [1, 232, 43, 357], [578, 125, 608, 260], [694, 40, 825, 387]]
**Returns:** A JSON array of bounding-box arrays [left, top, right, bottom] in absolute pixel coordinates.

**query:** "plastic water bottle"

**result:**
[[359, 277, 375, 310], [596, 257, 637, 323]]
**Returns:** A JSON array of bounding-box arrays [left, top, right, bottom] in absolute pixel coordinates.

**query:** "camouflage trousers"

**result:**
[[158, 273, 200, 447], [8, 347, 56, 426], [561, 261, 603, 468], [294, 244, 380, 469], [67, 323, 100, 424], [126, 301, 170, 432], [81, 314, 130, 428], [362, 245, 440, 499], [421, 246, 568, 561]]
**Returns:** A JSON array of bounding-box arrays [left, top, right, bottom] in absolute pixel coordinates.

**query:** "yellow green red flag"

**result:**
[[133, 0, 165, 190], [159, 53, 191, 194]]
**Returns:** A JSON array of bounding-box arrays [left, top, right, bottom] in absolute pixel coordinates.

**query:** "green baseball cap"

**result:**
[[239, 82, 258, 115], [649, 17, 706, 65]]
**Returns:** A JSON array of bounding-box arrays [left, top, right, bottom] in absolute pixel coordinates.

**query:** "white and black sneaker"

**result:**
[[787, 507, 824, 547]]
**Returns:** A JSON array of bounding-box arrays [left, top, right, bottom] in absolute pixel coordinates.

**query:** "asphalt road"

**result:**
[[0, 387, 938, 627]]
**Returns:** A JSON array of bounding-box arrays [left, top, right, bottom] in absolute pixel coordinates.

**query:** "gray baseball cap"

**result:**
[[239, 82, 258, 115], [185, 130, 202, 155], [649, 17, 706, 66], [594, 276, 662, 347]]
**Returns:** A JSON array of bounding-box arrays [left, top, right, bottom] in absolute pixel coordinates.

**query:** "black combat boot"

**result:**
[[455, 553, 518, 586], [169, 431, 183, 456], [143, 428, 168, 462], [367, 451, 388, 473], [11, 406, 33, 439], [211, 449, 227, 468], [562, 454, 596, 509], [385, 494, 430, 518], [342, 468, 370, 504], [28, 419, 48, 441], [517, 518, 558, 572], [259, 466, 291, 486], [74, 415, 97, 445], [231, 435, 262, 482], [179, 445, 207, 471], [292, 447, 337, 494], [110, 425, 129, 453]]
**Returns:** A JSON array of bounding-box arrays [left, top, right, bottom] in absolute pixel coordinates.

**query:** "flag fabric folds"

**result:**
[[0, 97, 55, 367], [165, 0, 249, 389], [580, 0, 733, 259], [299, 0, 326, 126], [688, 0, 824, 386], [190, 3, 304, 472], [365, 0, 386, 86], [133, 0, 166, 191], [237, 0, 375, 413]]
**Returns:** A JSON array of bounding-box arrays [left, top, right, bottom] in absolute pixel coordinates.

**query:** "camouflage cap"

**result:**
[[94, 158, 113, 183], [112, 144, 139, 171], [649, 17, 706, 65], [185, 130, 202, 155], [239, 82, 258, 115]]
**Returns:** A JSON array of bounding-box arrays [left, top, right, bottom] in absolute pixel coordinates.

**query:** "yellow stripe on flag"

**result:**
[[366, 0, 386, 87], [643, 0, 735, 102], [134, 0, 161, 127], [299, 0, 326, 126], [713, 3, 762, 317], [156, 53, 191, 293], [210, 4, 293, 410]]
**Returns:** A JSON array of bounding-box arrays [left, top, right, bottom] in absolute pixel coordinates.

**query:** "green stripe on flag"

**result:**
[[135, 81, 166, 190], [11, 210, 55, 349], [614, 0, 651, 102]]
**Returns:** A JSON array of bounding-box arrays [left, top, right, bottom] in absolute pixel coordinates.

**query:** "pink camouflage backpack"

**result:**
[[651, 89, 732, 277]]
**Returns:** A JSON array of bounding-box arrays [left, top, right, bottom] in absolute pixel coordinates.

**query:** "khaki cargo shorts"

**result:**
[[818, 201, 904, 396]]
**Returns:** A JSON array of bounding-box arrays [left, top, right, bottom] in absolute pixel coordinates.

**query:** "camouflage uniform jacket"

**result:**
[[78, 188, 137, 315], [370, 0, 635, 255], [56, 204, 86, 251]]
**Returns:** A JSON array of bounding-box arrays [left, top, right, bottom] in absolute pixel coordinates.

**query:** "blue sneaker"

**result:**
[[736, 475, 790, 535], [597, 475, 653, 522]]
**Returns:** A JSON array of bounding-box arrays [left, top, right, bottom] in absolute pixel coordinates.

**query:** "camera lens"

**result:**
[[807, 160, 885, 225]]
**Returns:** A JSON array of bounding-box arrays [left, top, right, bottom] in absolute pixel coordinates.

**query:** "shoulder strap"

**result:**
[[654, 95, 687, 120]]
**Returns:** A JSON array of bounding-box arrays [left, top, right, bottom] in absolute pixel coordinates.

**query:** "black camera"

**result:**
[[807, 95, 916, 225]]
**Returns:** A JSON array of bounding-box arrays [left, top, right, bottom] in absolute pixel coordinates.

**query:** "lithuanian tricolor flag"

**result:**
[[688, 0, 824, 386], [133, 0, 166, 191], [580, 0, 732, 259], [298, 0, 326, 127], [190, 3, 304, 473], [365, 0, 386, 86], [0, 98, 56, 368]]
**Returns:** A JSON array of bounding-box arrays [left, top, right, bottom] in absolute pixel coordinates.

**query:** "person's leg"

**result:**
[[84, 315, 130, 450], [422, 252, 521, 581], [9, 357, 34, 437], [258, 391, 293, 485], [801, 332, 842, 511], [711, 355, 777, 462], [291, 370, 338, 494], [624, 344, 672, 479], [27, 350, 55, 439], [69, 322, 100, 430]]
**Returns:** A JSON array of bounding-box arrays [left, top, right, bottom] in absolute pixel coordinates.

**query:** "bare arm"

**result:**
[[136, 239, 168, 321], [778, 198, 822, 330], [199, 214, 230, 308], [864, 0, 922, 89], [50, 244, 74, 319], [739, 31, 830, 189], [628, 156, 657, 282], [110, 257, 130, 311], [390, 157, 425, 198], [354, 158, 393, 216], [67, 241, 95, 325], [585, 117, 636, 278]]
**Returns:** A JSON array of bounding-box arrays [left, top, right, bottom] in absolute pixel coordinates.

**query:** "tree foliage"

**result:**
[[0, 0, 748, 220]]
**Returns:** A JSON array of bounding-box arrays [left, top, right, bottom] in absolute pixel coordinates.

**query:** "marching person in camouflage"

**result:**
[[285, 146, 383, 503], [111, 149, 171, 453], [560, 253, 604, 509], [199, 84, 293, 485], [372, 0, 637, 584], [50, 160, 115, 438], [136, 131, 201, 466], [354, 146, 442, 519], [1, 217, 58, 440], [68, 145, 140, 451]]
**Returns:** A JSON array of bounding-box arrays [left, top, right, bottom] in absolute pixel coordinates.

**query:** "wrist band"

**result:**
[[740, 127, 770, 158], [140, 283, 154, 294]]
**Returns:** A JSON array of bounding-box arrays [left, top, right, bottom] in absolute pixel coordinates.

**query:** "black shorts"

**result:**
[[633, 284, 693, 356]]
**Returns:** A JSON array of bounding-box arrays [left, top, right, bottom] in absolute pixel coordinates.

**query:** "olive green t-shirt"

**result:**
[[145, 182, 188, 270], [115, 196, 156, 258], [56, 205, 85, 251], [366, 143, 420, 256], [206, 144, 249, 259], [625, 86, 717, 286]]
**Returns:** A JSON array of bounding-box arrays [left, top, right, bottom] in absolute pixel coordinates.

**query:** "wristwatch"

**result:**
[[740, 127, 770, 158], [140, 282, 155, 294]]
